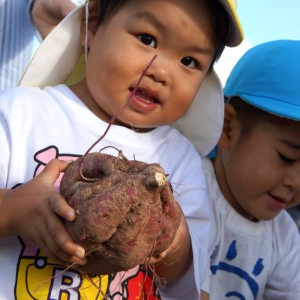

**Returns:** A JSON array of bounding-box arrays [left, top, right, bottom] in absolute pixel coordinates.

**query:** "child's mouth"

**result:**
[[268, 193, 289, 210], [128, 88, 159, 112], [130, 88, 158, 104], [134, 90, 157, 103]]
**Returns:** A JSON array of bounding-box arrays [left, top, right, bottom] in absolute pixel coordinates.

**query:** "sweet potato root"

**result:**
[[60, 151, 181, 275]]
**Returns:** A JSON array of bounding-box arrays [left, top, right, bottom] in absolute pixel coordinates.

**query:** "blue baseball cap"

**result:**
[[224, 40, 300, 121]]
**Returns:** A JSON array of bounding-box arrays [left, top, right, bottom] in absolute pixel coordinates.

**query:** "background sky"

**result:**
[[215, 0, 300, 85]]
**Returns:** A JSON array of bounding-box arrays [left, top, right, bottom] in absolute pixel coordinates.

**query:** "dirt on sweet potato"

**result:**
[[60, 150, 181, 275]]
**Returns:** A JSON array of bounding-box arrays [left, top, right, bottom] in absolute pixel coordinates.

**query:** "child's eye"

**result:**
[[278, 152, 295, 164], [181, 56, 198, 68], [138, 34, 157, 48]]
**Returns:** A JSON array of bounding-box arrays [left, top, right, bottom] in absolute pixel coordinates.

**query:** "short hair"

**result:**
[[227, 96, 299, 138]]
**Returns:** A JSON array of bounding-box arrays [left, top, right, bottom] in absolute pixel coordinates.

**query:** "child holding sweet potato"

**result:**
[[0, 0, 243, 298]]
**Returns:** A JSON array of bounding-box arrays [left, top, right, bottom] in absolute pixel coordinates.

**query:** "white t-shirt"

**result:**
[[202, 158, 300, 299], [0, 84, 210, 300]]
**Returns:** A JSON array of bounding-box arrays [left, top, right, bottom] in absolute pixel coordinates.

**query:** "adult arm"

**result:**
[[29, 0, 77, 39]]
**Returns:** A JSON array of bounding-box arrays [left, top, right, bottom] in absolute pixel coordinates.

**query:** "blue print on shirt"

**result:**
[[210, 240, 264, 300]]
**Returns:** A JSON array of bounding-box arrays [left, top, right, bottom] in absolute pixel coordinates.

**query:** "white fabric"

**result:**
[[0, 84, 210, 299], [201, 158, 300, 299]]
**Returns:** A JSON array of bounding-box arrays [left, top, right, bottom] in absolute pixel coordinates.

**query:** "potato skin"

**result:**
[[60, 152, 181, 275]]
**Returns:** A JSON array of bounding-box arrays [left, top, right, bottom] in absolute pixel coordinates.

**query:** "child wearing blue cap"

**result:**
[[201, 40, 300, 299]]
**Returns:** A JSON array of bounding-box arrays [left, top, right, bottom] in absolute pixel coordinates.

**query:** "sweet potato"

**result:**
[[60, 151, 181, 275]]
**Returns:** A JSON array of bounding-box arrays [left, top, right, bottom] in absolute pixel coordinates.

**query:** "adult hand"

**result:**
[[31, 0, 77, 39]]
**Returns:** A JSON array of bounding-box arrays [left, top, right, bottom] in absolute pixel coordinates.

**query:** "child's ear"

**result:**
[[79, 0, 100, 48], [218, 103, 237, 148]]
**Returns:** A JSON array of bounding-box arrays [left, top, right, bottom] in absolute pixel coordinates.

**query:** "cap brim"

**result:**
[[219, 0, 243, 47], [20, 3, 224, 157]]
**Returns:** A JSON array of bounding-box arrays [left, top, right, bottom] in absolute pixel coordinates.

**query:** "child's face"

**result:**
[[76, 0, 214, 129], [216, 119, 300, 221]]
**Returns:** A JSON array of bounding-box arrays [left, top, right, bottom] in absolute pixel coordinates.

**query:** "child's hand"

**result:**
[[146, 209, 192, 283], [0, 159, 86, 266]]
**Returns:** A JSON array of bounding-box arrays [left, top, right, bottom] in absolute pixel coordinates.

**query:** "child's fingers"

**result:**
[[45, 158, 73, 173], [45, 214, 86, 263], [146, 251, 167, 265], [40, 236, 86, 266], [49, 192, 76, 221], [37, 159, 73, 185]]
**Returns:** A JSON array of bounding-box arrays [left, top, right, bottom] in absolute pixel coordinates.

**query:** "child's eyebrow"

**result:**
[[134, 11, 167, 33], [134, 11, 212, 55]]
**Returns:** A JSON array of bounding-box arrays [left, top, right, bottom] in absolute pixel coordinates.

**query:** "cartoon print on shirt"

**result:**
[[210, 240, 264, 300], [14, 146, 161, 300], [15, 236, 107, 300]]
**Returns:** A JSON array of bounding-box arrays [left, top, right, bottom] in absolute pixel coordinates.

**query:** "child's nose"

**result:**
[[283, 168, 300, 192], [145, 56, 170, 85]]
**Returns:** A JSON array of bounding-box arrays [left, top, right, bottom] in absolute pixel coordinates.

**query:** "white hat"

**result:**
[[20, 0, 243, 156]]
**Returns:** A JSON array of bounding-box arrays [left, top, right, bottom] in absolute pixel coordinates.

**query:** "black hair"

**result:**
[[202, 0, 229, 72], [226, 96, 299, 138], [97, 0, 126, 24], [95, 0, 230, 72]]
